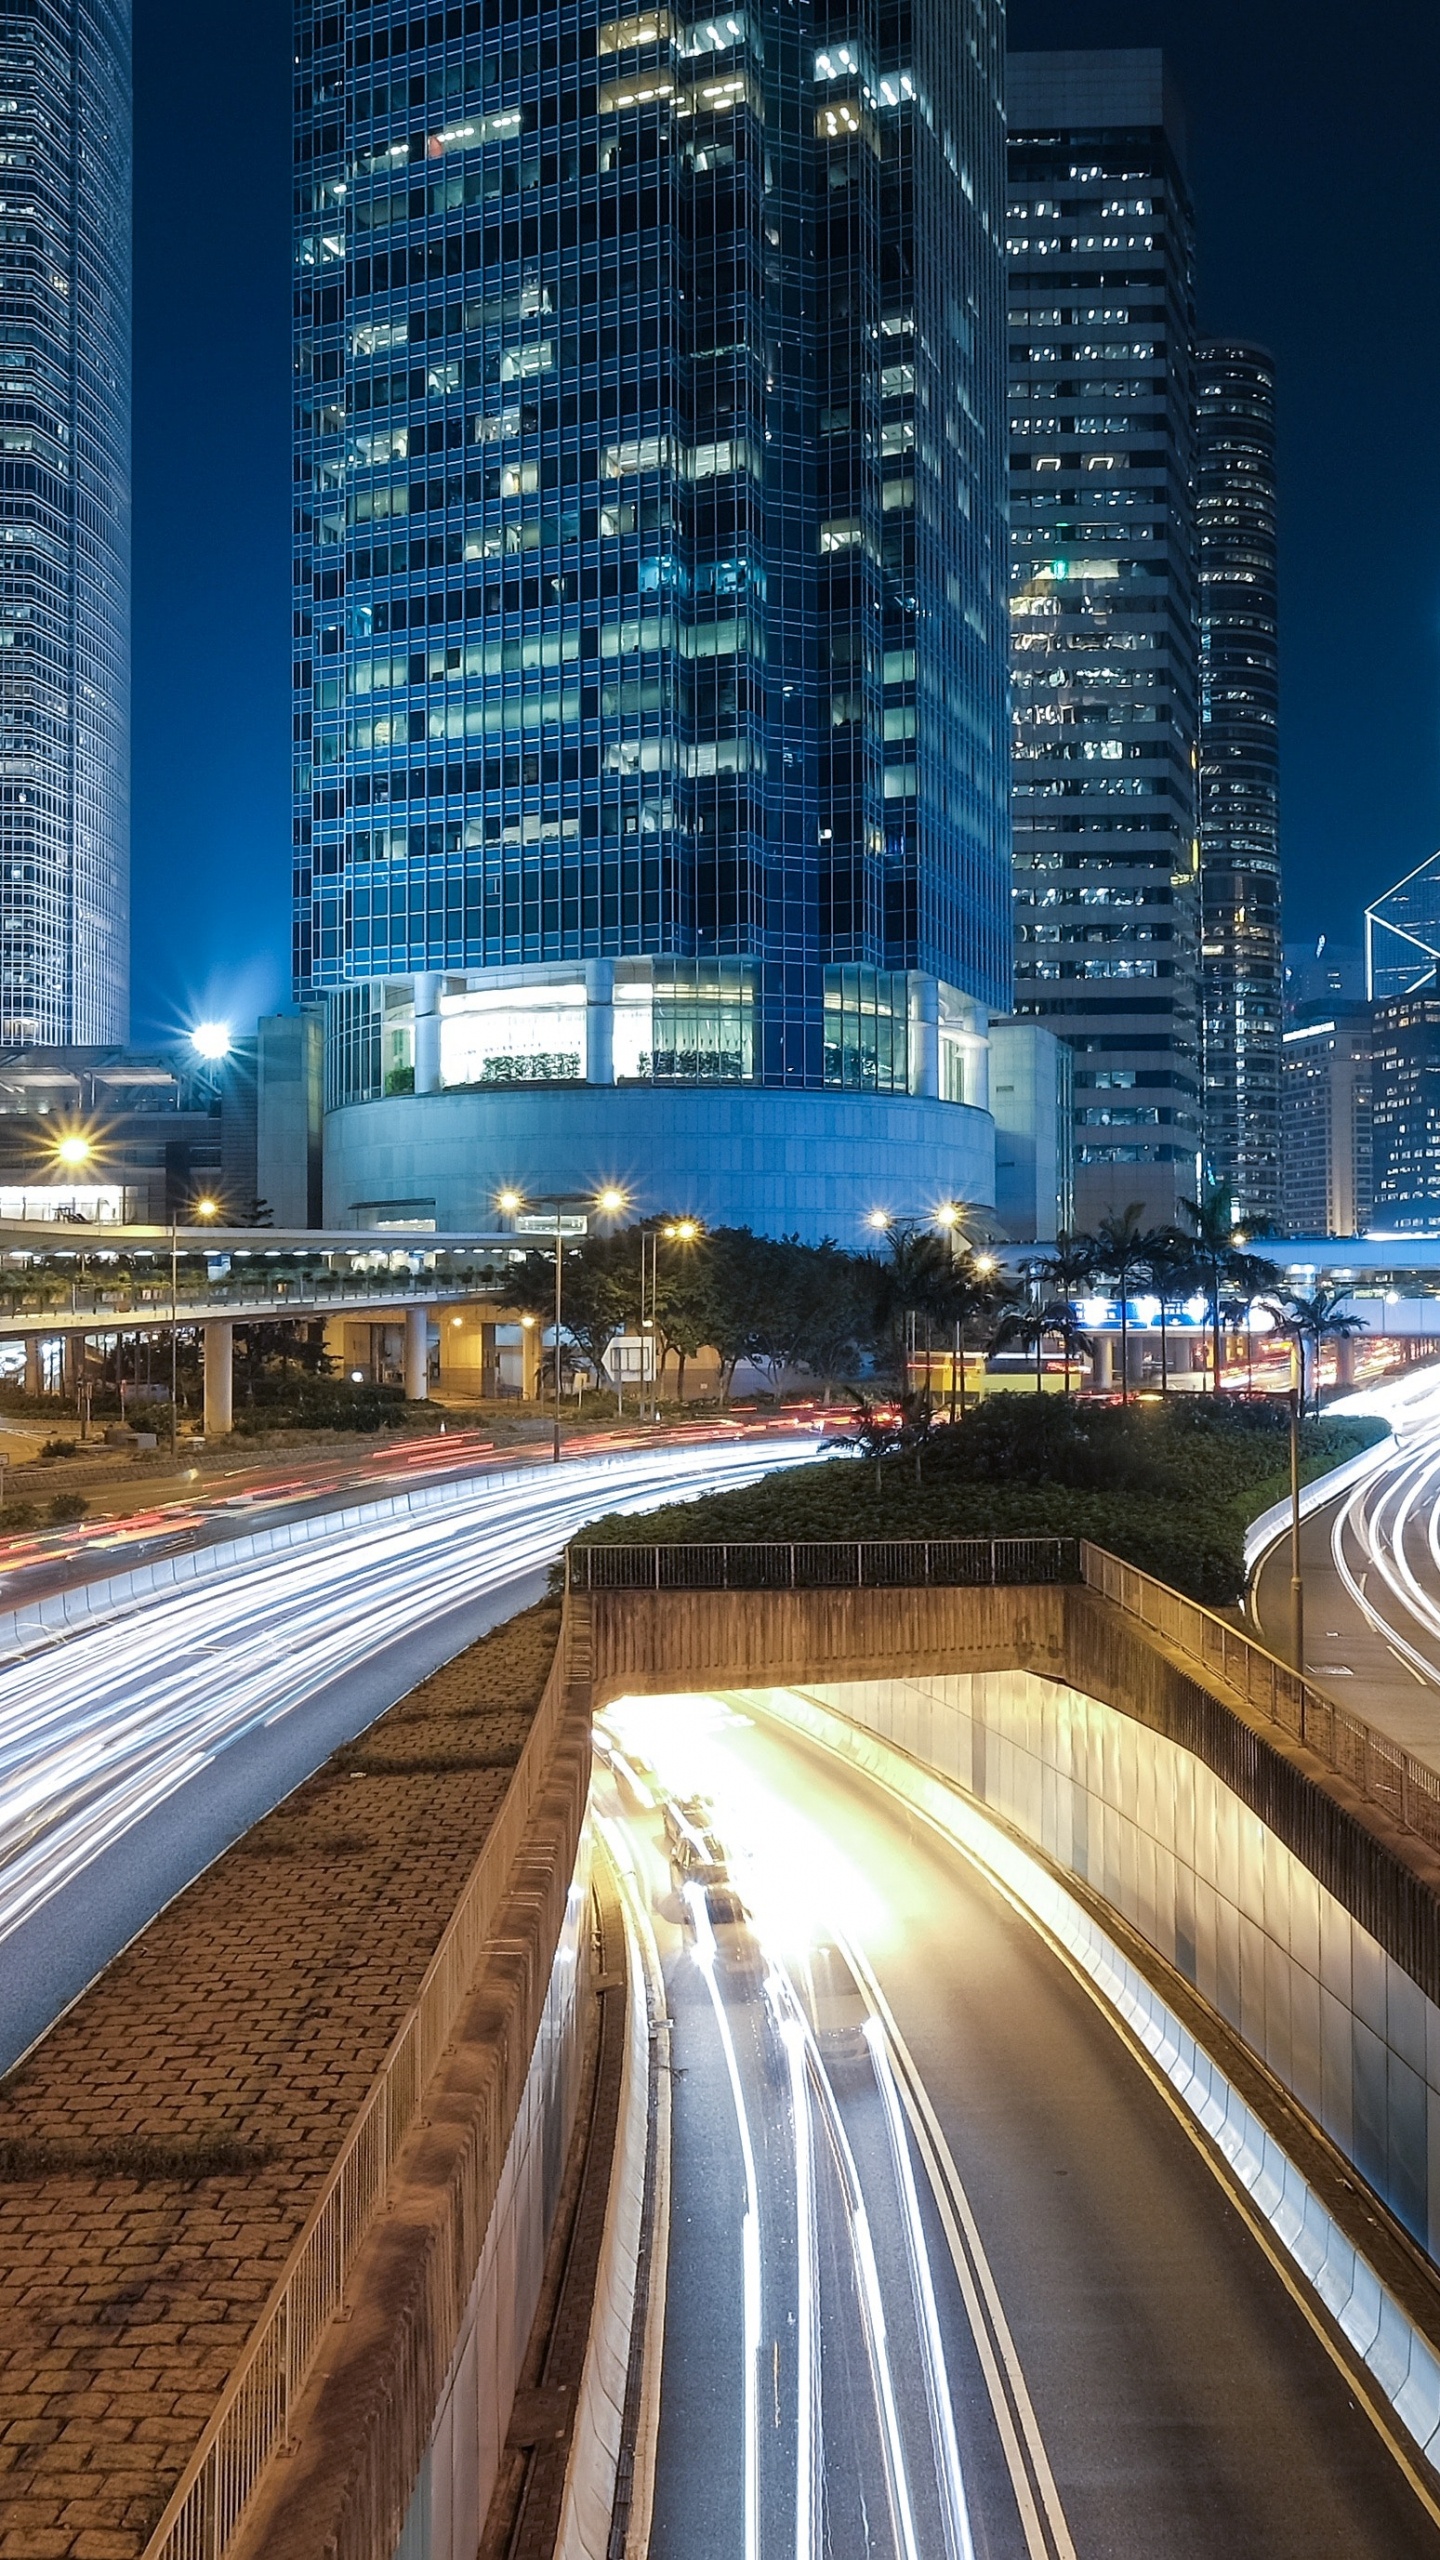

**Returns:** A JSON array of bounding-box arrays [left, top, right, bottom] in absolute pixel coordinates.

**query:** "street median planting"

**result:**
[[573, 1397, 1387, 1606]]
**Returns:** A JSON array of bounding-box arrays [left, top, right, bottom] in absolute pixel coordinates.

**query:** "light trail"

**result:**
[[686, 1878, 764, 2560], [780, 2017, 820, 2560], [866, 2015, 976, 2560], [0, 1439, 822, 1967]]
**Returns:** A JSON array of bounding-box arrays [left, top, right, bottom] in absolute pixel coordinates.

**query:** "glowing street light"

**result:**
[[194, 1197, 220, 1221], [54, 1134, 91, 1170], [865, 1208, 892, 1234], [191, 1022, 232, 1062], [663, 1217, 701, 1244], [496, 1187, 524, 1218], [595, 1185, 629, 1217]]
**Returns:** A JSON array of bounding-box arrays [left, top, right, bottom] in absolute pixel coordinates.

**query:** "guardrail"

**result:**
[[140, 1604, 576, 2560], [1079, 1542, 1440, 1857], [567, 1535, 1080, 1590]]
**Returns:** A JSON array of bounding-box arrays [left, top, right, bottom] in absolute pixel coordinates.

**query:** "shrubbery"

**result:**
[[575, 1395, 1388, 1606], [228, 1376, 415, 1436]]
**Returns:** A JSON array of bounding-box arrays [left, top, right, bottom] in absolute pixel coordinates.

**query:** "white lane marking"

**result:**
[[866, 2017, 977, 2560], [842, 1938, 1077, 2560], [687, 1880, 763, 2560], [780, 2017, 820, 2560]]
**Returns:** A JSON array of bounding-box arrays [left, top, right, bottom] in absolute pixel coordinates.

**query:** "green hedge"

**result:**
[[576, 1399, 1388, 1607]]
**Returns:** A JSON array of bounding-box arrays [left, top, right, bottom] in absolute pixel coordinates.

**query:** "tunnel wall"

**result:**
[[769, 1668, 1440, 2260], [584, 1582, 1440, 2265]]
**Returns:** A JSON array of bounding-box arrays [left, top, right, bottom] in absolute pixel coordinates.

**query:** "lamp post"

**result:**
[[499, 1185, 628, 1461]]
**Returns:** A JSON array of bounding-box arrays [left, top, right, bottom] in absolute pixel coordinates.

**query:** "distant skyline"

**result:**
[[130, 0, 1440, 1039]]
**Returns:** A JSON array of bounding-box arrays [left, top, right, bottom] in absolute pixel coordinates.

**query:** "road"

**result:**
[[596, 1695, 1440, 2560], [1251, 1369, 1440, 1768], [0, 1434, 824, 2069]]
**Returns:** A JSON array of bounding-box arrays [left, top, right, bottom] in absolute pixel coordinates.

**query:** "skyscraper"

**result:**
[[0, 1, 130, 1043], [296, 0, 1013, 1238], [1196, 340, 1280, 1227], [1007, 49, 1201, 1232]]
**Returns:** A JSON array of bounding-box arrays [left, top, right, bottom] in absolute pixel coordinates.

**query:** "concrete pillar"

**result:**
[[203, 1319, 234, 1438], [24, 1337, 41, 1398], [1337, 1332, 1358, 1389], [404, 1303, 431, 1402], [908, 972, 940, 1099], [586, 957, 615, 1085], [62, 1334, 81, 1393], [1091, 1334, 1114, 1393], [1126, 1331, 1145, 1387], [413, 971, 442, 1095]]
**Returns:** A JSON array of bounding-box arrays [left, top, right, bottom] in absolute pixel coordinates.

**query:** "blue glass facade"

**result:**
[[0, 0, 130, 1043], [293, 0, 1010, 1158]]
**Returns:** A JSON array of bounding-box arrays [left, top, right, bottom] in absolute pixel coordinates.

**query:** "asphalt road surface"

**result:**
[[0, 1435, 823, 2068], [596, 1693, 1440, 2560], [1251, 1370, 1440, 1768]]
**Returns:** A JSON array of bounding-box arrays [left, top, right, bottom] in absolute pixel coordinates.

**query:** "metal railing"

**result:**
[[567, 1535, 1081, 1591], [140, 1626, 574, 2560], [1079, 1542, 1440, 1857]]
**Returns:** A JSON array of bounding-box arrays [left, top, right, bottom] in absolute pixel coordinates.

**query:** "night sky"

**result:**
[[130, 0, 1440, 1039]]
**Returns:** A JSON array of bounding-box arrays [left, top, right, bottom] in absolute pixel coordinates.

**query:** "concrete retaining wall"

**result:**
[[585, 1582, 1440, 2263]]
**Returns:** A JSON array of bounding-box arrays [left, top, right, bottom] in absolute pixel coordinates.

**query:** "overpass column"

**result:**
[[62, 1335, 81, 1394], [404, 1303, 431, 1402], [23, 1337, 41, 1398], [1090, 1334, 1114, 1394], [203, 1320, 233, 1438], [1336, 1332, 1358, 1389]]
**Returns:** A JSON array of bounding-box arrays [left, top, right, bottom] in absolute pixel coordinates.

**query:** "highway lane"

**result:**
[[0, 1436, 823, 2069], [597, 1693, 1440, 2560], [1251, 1370, 1440, 1765]]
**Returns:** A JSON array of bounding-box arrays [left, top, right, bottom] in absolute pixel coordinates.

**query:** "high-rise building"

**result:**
[[1196, 340, 1280, 1226], [1007, 48, 1201, 1232], [1369, 992, 1440, 1234], [295, 0, 1013, 1239], [1366, 852, 1440, 1004], [1280, 1011, 1371, 1238], [0, 1, 130, 1043]]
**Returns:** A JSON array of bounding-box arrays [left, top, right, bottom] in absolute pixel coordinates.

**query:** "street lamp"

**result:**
[[191, 1021, 232, 1062], [865, 1208, 892, 1234], [502, 1185, 630, 1460], [638, 1216, 703, 1420], [54, 1133, 91, 1171]]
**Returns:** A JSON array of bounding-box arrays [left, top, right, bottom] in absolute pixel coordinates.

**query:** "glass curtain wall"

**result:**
[[0, 0, 130, 1043], [293, 0, 1009, 1087]]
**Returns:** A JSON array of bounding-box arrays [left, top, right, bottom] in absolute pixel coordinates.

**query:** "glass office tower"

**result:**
[[296, 0, 1011, 1236], [0, 0, 130, 1044], [1007, 49, 1200, 1231], [1196, 340, 1280, 1227]]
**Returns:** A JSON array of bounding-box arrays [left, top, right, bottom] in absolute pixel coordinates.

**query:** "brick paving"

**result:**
[[0, 1599, 561, 2560]]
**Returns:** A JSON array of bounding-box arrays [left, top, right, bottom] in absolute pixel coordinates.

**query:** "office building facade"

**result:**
[[1196, 339, 1280, 1227], [1366, 852, 1440, 1005], [1007, 48, 1201, 1231], [296, 0, 1013, 1238], [1280, 1012, 1371, 1239], [0, 0, 130, 1044], [1370, 993, 1440, 1234]]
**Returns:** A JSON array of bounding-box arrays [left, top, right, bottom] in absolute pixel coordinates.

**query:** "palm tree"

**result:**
[[1268, 1286, 1368, 1416], [1137, 1223, 1187, 1393], [932, 1247, 1014, 1422], [1093, 1204, 1148, 1402], [995, 1296, 1093, 1396], [1178, 1181, 1245, 1394]]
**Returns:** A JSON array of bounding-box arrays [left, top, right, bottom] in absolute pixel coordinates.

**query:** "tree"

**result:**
[[994, 1297, 1093, 1396], [1092, 1205, 1148, 1402], [931, 1248, 1016, 1421], [1267, 1286, 1367, 1416], [509, 1237, 633, 1398]]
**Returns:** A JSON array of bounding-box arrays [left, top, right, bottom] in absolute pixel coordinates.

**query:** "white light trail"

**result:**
[[0, 1441, 820, 1966], [780, 2016, 819, 2560], [866, 2016, 976, 2560], [687, 1878, 763, 2560]]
